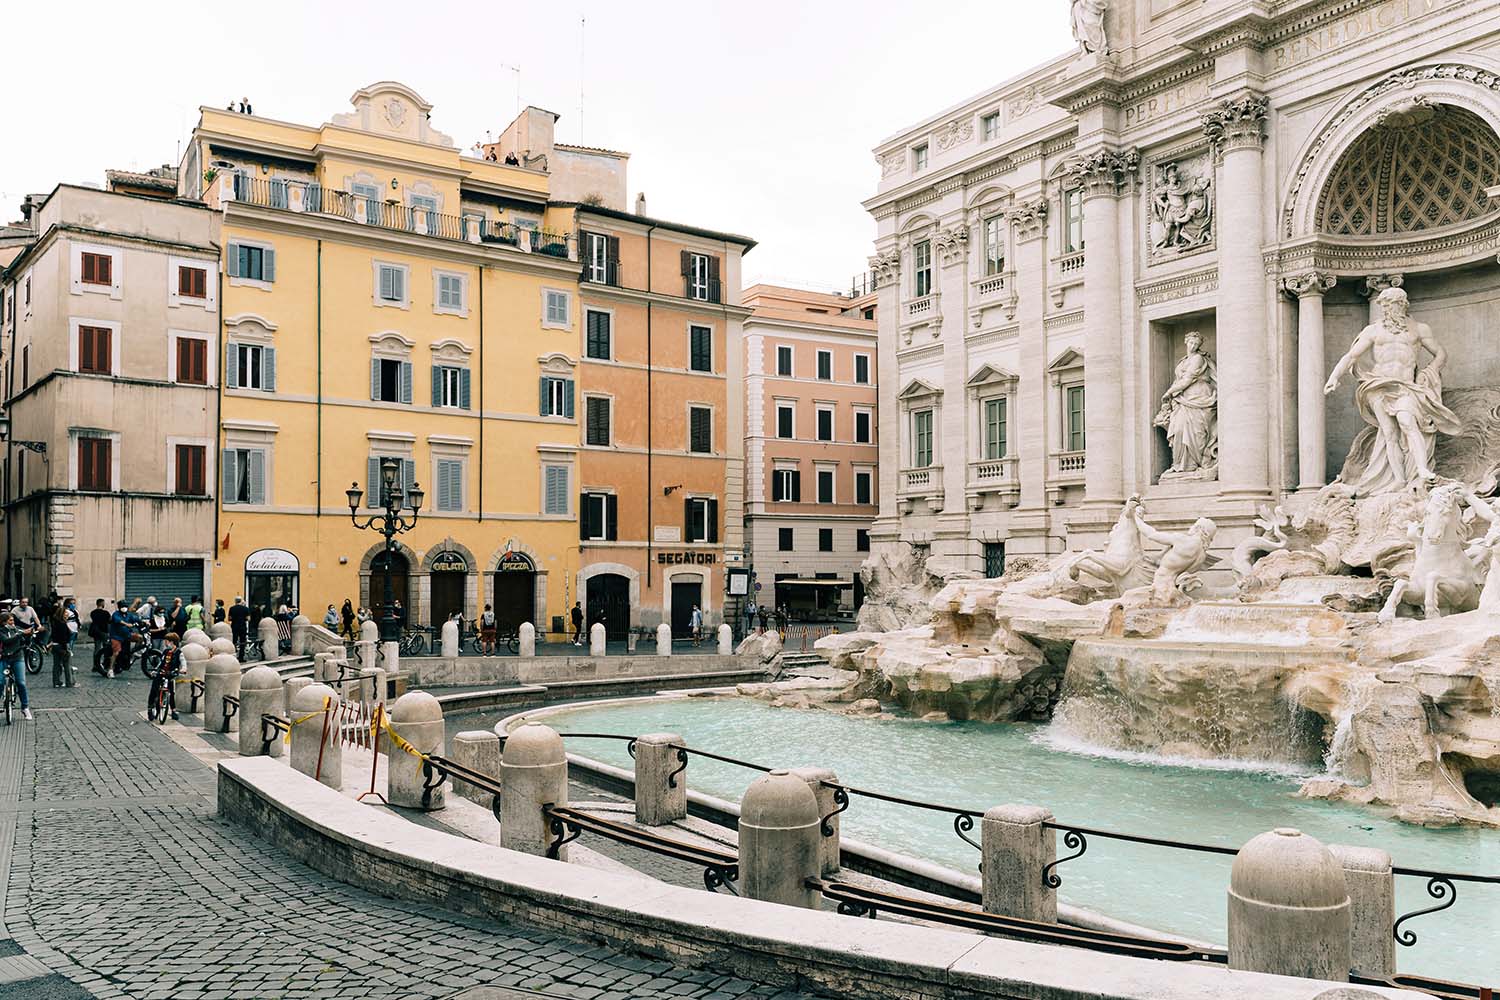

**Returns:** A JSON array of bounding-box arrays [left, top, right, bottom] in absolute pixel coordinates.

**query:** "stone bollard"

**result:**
[[451, 730, 502, 807], [717, 623, 732, 655], [440, 618, 459, 659], [202, 653, 242, 733], [1330, 845, 1396, 979], [739, 770, 821, 908], [313, 651, 335, 684], [283, 676, 313, 717], [981, 804, 1057, 922], [209, 621, 232, 641], [633, 732, 687, 826], [238, 666, 284, 758], [792, 767, 840, 876], [291, 614, 312, 654], [289, 683, 341, 790], [209, 637, 237, 658], [357, 667, 385, 704], [258, 616, 280, 659], [386, 692, 446, 810], [656, 622, 672, 657], [179, 643, 209, 711], [182, 627, 211, 649], [589, 622, 606, 656], [356, 640, 377, 671], [518, 622, 535, 657], [1228, 828, 1350, 981], [499, 722, 568, 857], [360, 619, 380, 645]]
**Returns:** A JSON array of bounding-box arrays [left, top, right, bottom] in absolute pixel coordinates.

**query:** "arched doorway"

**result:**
[[492, 551, 536, 635], [586, 574, 630, 641], [428, 549, 469, 628], [369, 550, 410, 626]]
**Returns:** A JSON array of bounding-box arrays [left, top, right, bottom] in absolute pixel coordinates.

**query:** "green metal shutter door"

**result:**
[[123, 559, 205, 604]]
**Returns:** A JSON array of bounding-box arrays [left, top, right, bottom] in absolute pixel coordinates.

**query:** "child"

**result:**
[[147, 632, 182, 722]]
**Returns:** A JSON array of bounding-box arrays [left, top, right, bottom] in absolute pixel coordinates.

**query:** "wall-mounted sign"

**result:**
[[496, 551, 535, 573], [726, 569, 750, 596], [137, 558, 196, 569], [245, 548, 298, 573], [430, 551, 469, 573], [657, 552, 716, 565], [653, 525, 681, 543]]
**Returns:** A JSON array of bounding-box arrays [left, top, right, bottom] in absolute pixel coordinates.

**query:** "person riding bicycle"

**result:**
[[107, 600, 138, 678], [0, 612, 34, 721], [146, 632, 182, 721], [11, 597, 40, 641]]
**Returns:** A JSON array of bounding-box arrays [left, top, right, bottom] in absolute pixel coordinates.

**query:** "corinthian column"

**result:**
[[1072, 149, 1138, 507], [1282, 272, 1337, 490], [1202, 95, 1270, 499]]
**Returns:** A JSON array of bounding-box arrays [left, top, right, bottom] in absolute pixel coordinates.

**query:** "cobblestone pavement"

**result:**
[[0, 672, 828, 1000]]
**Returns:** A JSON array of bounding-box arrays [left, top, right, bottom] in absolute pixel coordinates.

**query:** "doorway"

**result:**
[[586, 574, 630, 640], [670, 580, 702, 638], [369, 550, 410, 625], [430, 572, 467, 628], [493, 566, 536, 635]]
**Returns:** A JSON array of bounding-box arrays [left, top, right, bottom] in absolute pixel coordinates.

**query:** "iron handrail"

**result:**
[[542, 803, 739, 894], [259, 713, 290, 755], [222, 694, 240, 734], [1388, 865, 1500, 950], [422, 753, 501, 822]]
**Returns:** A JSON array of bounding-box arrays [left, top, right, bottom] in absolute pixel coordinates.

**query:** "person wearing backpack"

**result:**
[[479, 604, 497, 654]]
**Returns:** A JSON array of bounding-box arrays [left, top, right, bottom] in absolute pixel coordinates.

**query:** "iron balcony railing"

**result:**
[[223, 174, 575, 260]]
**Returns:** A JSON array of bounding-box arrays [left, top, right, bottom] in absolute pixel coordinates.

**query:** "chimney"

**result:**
[[635, 192, 647, 216]]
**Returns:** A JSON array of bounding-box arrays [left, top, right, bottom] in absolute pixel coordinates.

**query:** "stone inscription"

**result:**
[[1272, 0, 1465, 71], [1124, 78, 1212, 128]]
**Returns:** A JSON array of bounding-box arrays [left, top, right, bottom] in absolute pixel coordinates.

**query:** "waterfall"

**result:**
[[1324, 674, 1379, 779]]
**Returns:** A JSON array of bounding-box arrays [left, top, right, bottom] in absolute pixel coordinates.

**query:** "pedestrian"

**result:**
[[340, 599, 355, 639], [147, 632, 181, 721], [392, 600, 406, 627], [228, 596, 250, 657], [185, 595, 205, 632], [322, 604, 339, 631], [570, 601, 584, 646], [743, 600, 757, 637], [89, 599, 111, 675], [690, 604, 703, 646], [108, 600, 137, 677], [479, 604, 497, 654], [11, 597, 39, 636], [212, 598, 226, 625], [0, 612, 33, 720], [49, 599, 76, 687], [168, 597, 188, 637]]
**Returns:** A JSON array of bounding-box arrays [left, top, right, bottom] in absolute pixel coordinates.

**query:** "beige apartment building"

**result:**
[[742, 285, 877, 618], [0, 181, 220, 601]]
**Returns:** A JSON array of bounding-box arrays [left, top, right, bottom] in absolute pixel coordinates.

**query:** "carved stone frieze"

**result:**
[[1011, 199, 1050, 241], [1148, 153, 1213, 258], [935, 224, 969, 266], [1136, 268, 1219, 308], [1280, 271, 1337, 299], [1007, 84, 1044, 122], [1201, 95, 1268, 156], [935, 118, 974, 152], [879, 152, 904, 179], [1070, 149, 1140, 199]]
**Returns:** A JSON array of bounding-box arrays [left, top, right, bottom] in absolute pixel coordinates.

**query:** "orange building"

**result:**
[[570, 203, 754, 639], [742, 285, 878, 618]]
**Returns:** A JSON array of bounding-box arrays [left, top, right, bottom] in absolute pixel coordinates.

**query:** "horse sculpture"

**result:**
[[1378, 483, 1484, 622]]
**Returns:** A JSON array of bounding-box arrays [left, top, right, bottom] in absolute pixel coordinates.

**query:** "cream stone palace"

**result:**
[[864, 0, 1500, 578]]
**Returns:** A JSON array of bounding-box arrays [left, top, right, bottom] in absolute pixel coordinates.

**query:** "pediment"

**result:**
[[897, 377, 943, 401], [1047, 347, 1084, 373], [967, 364, 1018, 388]]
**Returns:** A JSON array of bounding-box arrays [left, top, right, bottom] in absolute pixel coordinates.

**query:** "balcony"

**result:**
[[966, 457, 1019, 510], [1056, 250, 1085, 276], [973, 271, 1007, 300], [904, 294, 935, 319], [1047, 450, 1085, 503], [221, 174, 575, 260], [898, 465, 944, 513]]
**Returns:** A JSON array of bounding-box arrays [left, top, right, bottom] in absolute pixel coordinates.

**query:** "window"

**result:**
[[913, 240, 932, 297], [771, 468, 800, 502], [984, 398, 1008, 459], [584, 232, 618, 285], [435, 272, 466, 314], [178, 265, 207, 299], [981, 112, 1000, 141], [435, 459, 464, 512], [683, 251, 719, 302], [580, 491, 617, 541], [854, 354, 870, 385], [913, 143, 929, 171], [20, 345, 27, 388], [376, 263, 406, 305], [856, 529, 870, 552], [984, 542, 1006, 579], [365, 456, 416, 509], [816, 350, 832, 380], [1066, 385, 1086, 451], [689, 406, 712, 454], [81, 252, 112, 286], [913, 409, 933, 467], [372, 357, 413, 404], [818, 528, 834, 552], [174, 444, 207, 496], [409, 194, 439, 231], [78, 325, 112, 375], [228, 343, 274, 391], [816, 407, 834, 442], [1063, 186, 1084, 254], [778, 528, 794, 551], [585, 310, 612, 359], [543, 289, 571, 328], [228, 242, 274, 282], [432, 365, 471, 409], [539, 376, 575, 418], [176, 337, 208, 385], [817, 468, 835, 504], [586, 397, 611, 446], [77, 436, 112, 492], [776, 345, 793, 376], [352, 182, 381, 223], [689, 325, 713, 372], [685, 497, 718, 543], [854, 409, 872, 444], [855, 469, 872, 506], [776, 403, 794, 439], [983, 215, 1005, 275], [543, 465, 570, 515]]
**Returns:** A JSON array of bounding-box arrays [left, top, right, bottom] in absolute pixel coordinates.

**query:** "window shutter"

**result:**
[[226, 343, 239, 387], [402, 459, 415, 504], [563, 380, 574, 419], [370, 358, 381, 400], [262, 347, 275, 392], [434, 366, 445, 407], [459, 368, 471, 410], [605, 494, 618, 541], [707, 499, 718, 543], [539, 377, 549, 416], [247, 449, 265, 504], [227, 243, 241, 278], [380, 267, 394, 301], [680, 249, 692, 276], [580, 495, 591, 540], [708, 256, 721, 303], [262, 248, 275, 283], [792, 470, 802, 502], [223, 449, 238, 502], [683, 497, 692, 540], [400, 362, 413, 404], [772, 472, 783, 502], [367, 457, 380, 508], [436, 460, 451, 510], [606, 236, 620, 285]]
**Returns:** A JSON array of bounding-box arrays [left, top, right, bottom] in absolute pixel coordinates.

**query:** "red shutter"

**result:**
[[82, 253, 112, 286], [79, 326, 111, 374], [79, 437, 111, 491], [176, 445, 205, 495], [177, 338, 206, 384], [178, 265, 207, 297]]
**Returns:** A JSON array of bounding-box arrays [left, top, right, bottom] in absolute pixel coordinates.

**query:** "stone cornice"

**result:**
[[1267, 214, 1500, 276]]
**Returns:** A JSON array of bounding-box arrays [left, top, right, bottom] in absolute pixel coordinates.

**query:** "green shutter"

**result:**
[[226, 343, 239, 387], [262, 348, 275, 392], [370, 358, 381, 400], [605, 494, 618, 541], [539, 377, 550, 416], [367, 457, 380, 508], [247, 450, 265, 504], [227, 243, 241, 278], [262, 247, 275, 283], [434, 366, 445, 407], [223, 449, 238, 503], [459, 368, 471, 410], [563, 379, 574, 419], [400, 362, 413, 404]]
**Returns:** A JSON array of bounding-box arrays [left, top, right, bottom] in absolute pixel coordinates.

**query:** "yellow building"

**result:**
[[185, 82, 587, 634]]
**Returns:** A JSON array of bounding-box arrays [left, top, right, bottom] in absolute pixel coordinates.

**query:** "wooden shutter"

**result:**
[[605, 494, 618, 541], [247, 450, 265, 504], [225, 343, 240, 387], [707, 499, 718, 543], [772, 471, 783, 502], [262, 348, 276, 392], [227, 243, 241, 278], [708, 255, 721, 303], [262, 248, 275, 282], [792, 470, 802, 502], [579, 494, 592, 539], [690, 407, 710, 453], [367, 457, 381, 508], [563, 380, 574, 419], [681, 249, 692, 296], [370, 358, 382, 400], [683, 497, 693, 541], [459, 368, 471, 410], [80, 437, 111, 491], [434, 366, 445, 407], [222, 449, 239, 503], [178, 338, 207, 385], [176, 445, 205, 495], [606, 235, 620, 285], [539, 377, 550, 416], [400, 362, 413, 404]]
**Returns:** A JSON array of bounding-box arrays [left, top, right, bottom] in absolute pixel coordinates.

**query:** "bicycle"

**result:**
[[465, 628, 518, 656], [147, 661, 179, 724], [1, 661, 17, 725], [137, 645, 164, 679], [22, 633, 44, 676], [398, 626, 430, 657]]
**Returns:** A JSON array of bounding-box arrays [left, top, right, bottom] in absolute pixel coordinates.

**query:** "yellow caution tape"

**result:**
[[377, 713, 428, 761], [282, 696, 332, 743]]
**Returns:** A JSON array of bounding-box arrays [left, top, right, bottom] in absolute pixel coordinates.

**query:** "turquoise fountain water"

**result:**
[[509, 696, 1498, 985]]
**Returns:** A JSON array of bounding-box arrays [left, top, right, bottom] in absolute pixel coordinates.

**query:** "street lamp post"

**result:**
[[346, 457, 424, 645]]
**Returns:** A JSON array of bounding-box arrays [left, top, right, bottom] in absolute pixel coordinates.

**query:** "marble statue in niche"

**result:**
[[1150, 160, 1213, 253], [1071, 0, 1108, 55], [1325, 287, 1463, 495], [1154, 331, 1218, 481]]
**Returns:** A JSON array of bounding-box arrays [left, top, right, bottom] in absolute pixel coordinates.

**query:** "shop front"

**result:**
[[123, 556, 206, 604], [244, 548, 299, 617], [492, 550, 536, 635], [428, 549, 469, 627]]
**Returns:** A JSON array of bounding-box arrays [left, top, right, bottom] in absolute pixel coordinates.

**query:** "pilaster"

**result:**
[[1012, 198, 1050, 514]]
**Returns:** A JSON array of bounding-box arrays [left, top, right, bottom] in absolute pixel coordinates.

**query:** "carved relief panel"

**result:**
[[1145, 149, 1214, 263]]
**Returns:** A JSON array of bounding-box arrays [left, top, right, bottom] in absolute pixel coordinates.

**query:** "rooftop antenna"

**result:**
[[578, 16, 586, 141], [499, 63, 522, 117]]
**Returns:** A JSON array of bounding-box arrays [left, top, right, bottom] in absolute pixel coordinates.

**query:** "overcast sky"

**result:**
[[3, 2, 1072, 292]]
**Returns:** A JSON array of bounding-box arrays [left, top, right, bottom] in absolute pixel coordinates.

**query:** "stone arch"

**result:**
[[357, 539, 419, 624], [1283, 60, 1500, 240], [577, 562, 641, 634], [419, 536, 477, 572], [357, 539, 420, 574], [482, 538, 550, 635], [898, 212, 938, 236], [966, 184, 1012, 210], [419, 537, 478, 629]]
